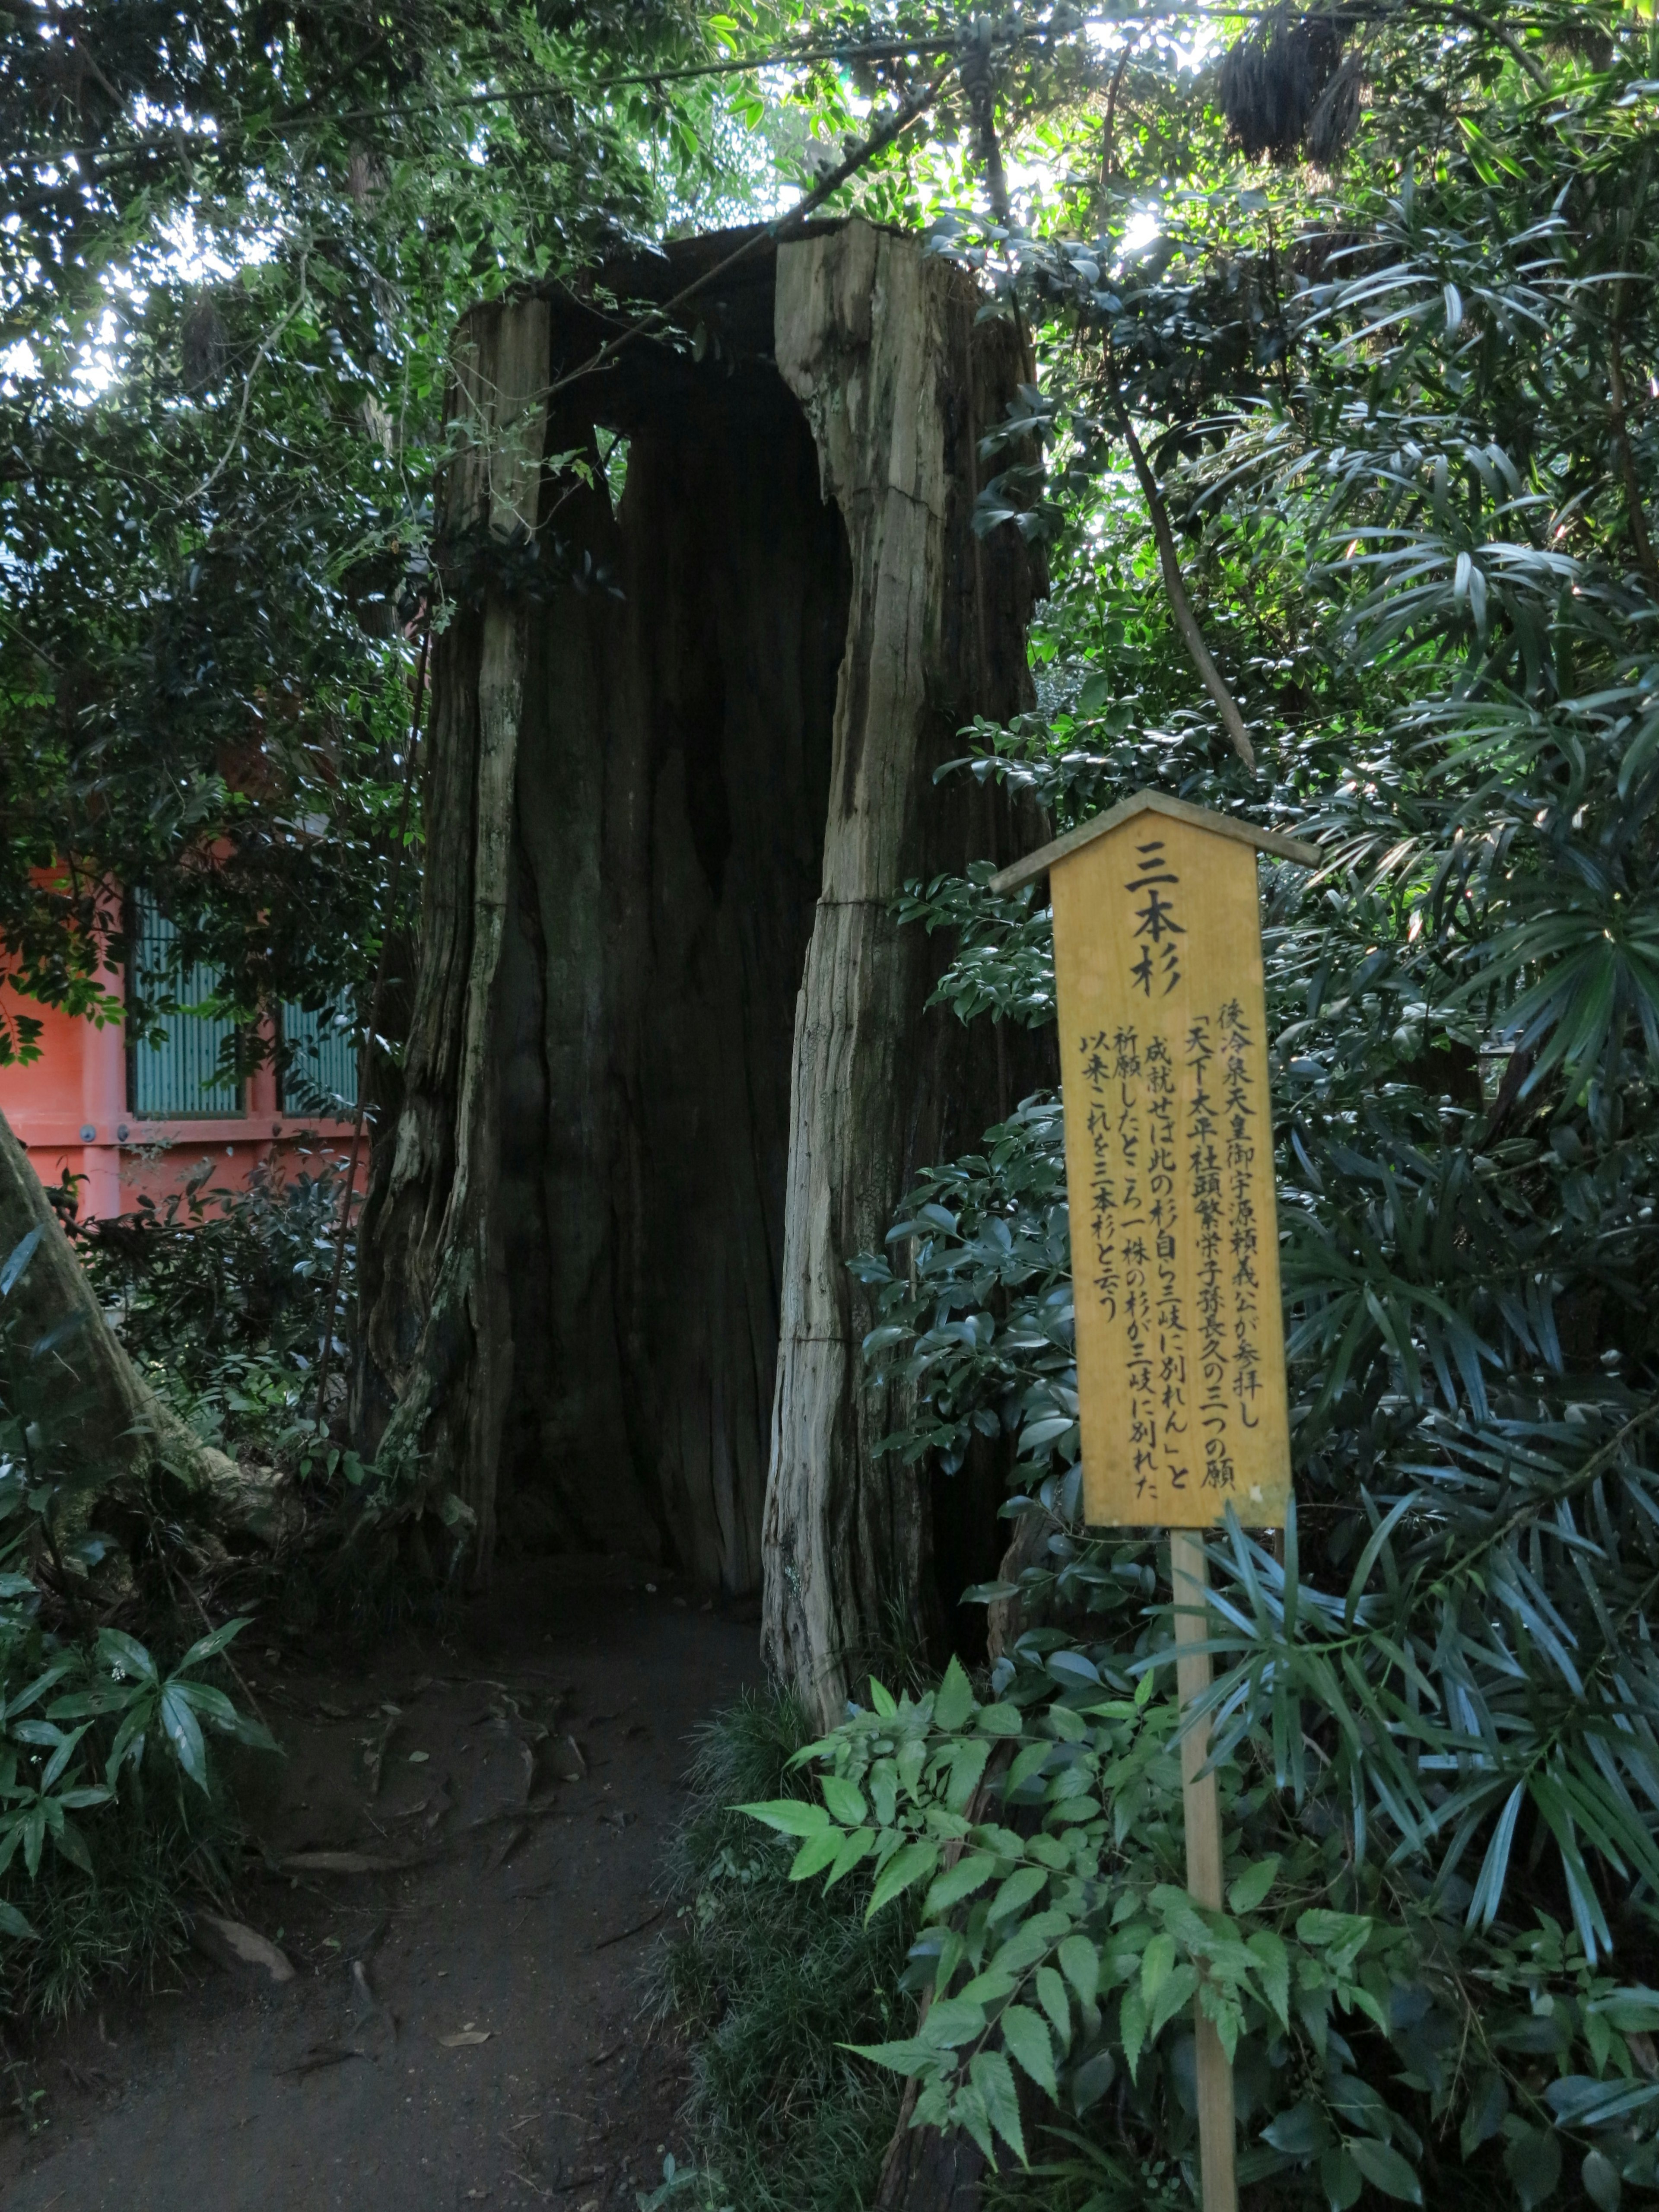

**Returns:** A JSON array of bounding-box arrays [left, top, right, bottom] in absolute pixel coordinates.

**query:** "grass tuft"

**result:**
[[654, 1686, 912, 2212], [0, 1771, 239, 2026]]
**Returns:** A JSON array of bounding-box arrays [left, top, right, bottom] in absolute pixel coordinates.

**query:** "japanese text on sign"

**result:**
[[1052, 811, 1291, 1528]]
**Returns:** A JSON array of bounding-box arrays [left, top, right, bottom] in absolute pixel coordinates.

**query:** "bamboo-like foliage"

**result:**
[[774, 10, 1659, 2203]]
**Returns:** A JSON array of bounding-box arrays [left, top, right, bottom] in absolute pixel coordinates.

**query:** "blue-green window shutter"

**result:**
[[127, 898, 246, 1119], [279, 999, 358, 1116]]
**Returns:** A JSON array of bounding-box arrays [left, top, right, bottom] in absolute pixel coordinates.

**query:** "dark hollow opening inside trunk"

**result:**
[[491, 258, 851, 1598]]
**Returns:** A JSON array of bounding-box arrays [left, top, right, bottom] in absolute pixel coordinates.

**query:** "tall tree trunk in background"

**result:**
[[355, 221, 1043, 1673], [353, 299, 550, 1560], [760, 226, 1042, 1725], [0, 1106, 245, 1506]]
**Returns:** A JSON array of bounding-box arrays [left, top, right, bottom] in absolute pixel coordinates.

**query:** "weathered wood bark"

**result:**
[[760, 226, 1043, 1724], [353, 299, 550, 1556], [0, 1105, 246, 1510], [357, 221, 1042, 1641]]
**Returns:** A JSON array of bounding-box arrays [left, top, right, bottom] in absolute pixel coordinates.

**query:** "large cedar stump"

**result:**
[[356, 219, 1042, 1714]]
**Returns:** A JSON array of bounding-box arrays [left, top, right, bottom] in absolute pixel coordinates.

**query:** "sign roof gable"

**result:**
[[987, 788, 1322, 896]]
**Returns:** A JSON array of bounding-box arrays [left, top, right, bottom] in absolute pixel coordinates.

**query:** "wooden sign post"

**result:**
[[991, 791, 1318, 2212]]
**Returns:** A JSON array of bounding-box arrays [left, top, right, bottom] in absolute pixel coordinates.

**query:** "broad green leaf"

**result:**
[[0, 1897, 36, 1940], [1227, 1855, 1279, 1916], [867, 1841, 939, 1921], [1262, 2100, 1332, 2158], [1319, 2144, 1363, 2211], [924, 1851, 999, 1918], [1148, 1962, 1198, 2043], [968, 2049, 1025, 2161], [1296, 1910, 1371, 1974], [1070, 2047, 1115, 2114], [789, 1827, 844, 1882], [820, 1774, 867, 1826], [846, 2037, 940, 2078], [222, 1712, 281, 1755], [1035, 1965, 1072, 2052], [952, 2081, 995, 2166], [933, 1656, 975, 1732], [172, 1682, 239, 1726], [95, 1629, 158, 1686], [159, 1684, 208, 1790], [1582, 2151, 1622, 2212], [999, 2003, 1057, 2098], [1459, 2071, 1508, 2160], [1058, 1933, 1099, 2005], [921, 1997, 987, 2048], [1119, 1983, 1148, 2080], [1504, 2123, 1562, 2211], [825, 1827, 878, 1888], [741, 1799, 830, 1838], [39, 1722, 86, 1791], [175, 1616, 251, 1672], [946, 1736, 991, 1813], [1141, 1930, 1176, 2007], [988, 1865, 1046, 1922], [51, 1814, 93, 1875], [1348, 2136, 1422, 2203], [1247, 1930, 1290, 2026], [975, 1704, 1024, 1737]]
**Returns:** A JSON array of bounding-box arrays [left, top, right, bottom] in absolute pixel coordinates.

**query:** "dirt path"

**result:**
[[0, 1559, 758, 2212]]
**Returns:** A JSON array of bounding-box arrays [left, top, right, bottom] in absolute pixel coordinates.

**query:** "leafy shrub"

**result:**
[[757, 1643, 1659, 2209], [0, 1232, 276, 2019], [754, 16, 1659, 2208], [68, 1148, 354, 1458]]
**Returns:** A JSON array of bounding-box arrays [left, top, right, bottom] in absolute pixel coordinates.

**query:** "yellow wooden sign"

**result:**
[[991, 791, 1318, 1531]]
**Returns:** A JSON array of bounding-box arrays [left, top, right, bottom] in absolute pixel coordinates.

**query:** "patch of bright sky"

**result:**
[[736, 11, 1217, 254], [35, 204, 273, 404]]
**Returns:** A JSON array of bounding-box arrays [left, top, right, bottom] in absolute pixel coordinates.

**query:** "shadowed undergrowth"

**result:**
[[653, 1687, 910, 2212]]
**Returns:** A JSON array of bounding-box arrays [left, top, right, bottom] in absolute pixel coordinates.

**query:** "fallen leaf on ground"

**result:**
[[192, 1913, 295, 1984], [275, 2044, 362, 2078], [440, 2028, 492, 2047]]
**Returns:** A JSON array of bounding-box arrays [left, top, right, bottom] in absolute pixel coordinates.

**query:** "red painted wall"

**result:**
[[0, 983, 361, 1222]]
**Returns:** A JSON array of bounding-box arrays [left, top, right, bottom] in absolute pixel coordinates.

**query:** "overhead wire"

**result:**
[[13, 3, 1560, 176]]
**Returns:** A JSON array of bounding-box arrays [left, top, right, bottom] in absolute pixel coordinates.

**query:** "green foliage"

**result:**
[[0, 1231, 276, 2019], [0, 1770, 239, 2027], [767, 1643, 1659, 2202], [766, 6, 1659, 2205], [70, 1152, 353, 1457], [655, 1688, 911, 2212], [0, 0, 778, 1071]]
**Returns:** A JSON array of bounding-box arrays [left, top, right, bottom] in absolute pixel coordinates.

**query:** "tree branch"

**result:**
[[1113, 400, 1256, 770], [541, 57, 959, 409]]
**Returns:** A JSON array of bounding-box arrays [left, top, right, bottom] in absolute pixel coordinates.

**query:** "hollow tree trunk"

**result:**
[[760, 226, 1042, 1725], [0, 1105, 245, 1511], [355, 221, 1042, 1653], [353, 299, 550, 1559]]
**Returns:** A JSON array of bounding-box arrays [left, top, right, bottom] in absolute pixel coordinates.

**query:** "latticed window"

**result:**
[[126, 896, 245, 1119], [125, 894, 356, 1119], [278, 1000, 357, 1117]]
